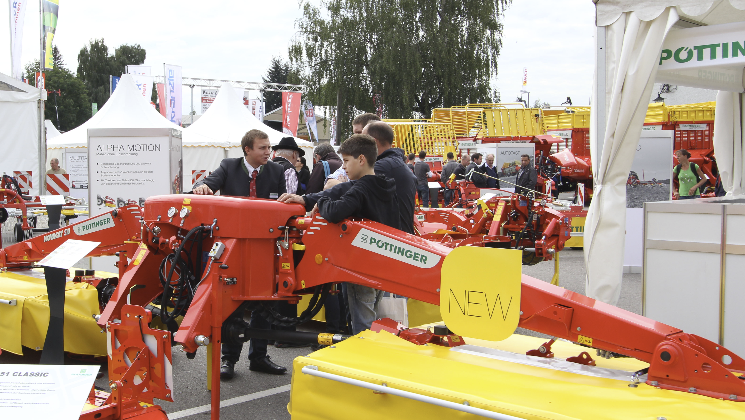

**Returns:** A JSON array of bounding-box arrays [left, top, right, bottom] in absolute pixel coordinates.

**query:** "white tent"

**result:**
[[46, 74, 180, 168], [0, 72, 46, 195], [587, 1, 745, 305], [182, 82, 313, 191], [45, 120, 61, 138]]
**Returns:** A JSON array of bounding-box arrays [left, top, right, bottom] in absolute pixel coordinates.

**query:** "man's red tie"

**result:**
[[250, 169, 257, 198]]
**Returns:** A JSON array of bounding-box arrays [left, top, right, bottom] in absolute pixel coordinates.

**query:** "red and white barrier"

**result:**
[[46, 174, 70, 195], [191, 170, 211, 186], [13, 171, 32, 195], [577, 183, 585, 207]]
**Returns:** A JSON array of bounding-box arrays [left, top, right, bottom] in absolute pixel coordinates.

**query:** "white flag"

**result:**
[[131, 75, 154, 101], [303, 100, 319, 141], [9, 1, 28, 80]]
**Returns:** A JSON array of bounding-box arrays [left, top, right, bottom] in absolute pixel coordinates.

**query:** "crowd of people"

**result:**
[[190, 113, 541, 381]]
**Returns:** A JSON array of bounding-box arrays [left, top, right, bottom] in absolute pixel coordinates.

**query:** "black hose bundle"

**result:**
[[259, 284, 332, 328], [158, 225, 207, 325]]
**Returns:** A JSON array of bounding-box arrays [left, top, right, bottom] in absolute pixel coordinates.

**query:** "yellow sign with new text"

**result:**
[[440, 247, 521, 341]]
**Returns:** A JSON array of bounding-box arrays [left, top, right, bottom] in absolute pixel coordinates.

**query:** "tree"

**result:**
[[262, 57, 290, 112], [77, 39, 146, 108], [25, 57, 91, 131], [290, 0, 509, 141], [51, 46, 65, 69]]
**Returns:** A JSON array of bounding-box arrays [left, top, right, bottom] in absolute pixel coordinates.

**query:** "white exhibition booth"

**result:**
[[0, 72, 46, 195], [183, 83, 314, 191], [589, 1, 745, 352]]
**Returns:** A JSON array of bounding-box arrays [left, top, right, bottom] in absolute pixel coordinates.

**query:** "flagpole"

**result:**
[[39, 0, 46, 195]]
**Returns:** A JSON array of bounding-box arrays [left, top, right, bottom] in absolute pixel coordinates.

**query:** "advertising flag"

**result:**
[[201, 88, 217, 113], [156, 83, 166, 117], [522, 68, 528, 87], [303, 100, 318, 141], [164, 64, 182, 125], [131, 74, 154, 101], [9, 1, 28, 80], [110, 76, 120, 94], [126, 65, 151, 76], [35, 72, 45, 89], [249, 99, 265, 121], [42, 0, 59, 70], [281, 92, 301, 136]]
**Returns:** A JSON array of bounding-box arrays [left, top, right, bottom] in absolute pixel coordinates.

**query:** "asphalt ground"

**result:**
[[0, 221, 644, 420]]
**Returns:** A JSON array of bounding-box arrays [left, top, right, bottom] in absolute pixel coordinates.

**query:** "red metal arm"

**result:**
[[0, 205, 143, 269]]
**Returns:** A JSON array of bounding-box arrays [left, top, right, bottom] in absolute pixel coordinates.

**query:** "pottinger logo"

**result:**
[[351, 228, 440, 269]]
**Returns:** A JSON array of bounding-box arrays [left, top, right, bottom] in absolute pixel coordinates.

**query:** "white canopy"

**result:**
[[45, 120, 61, 138], [47, 74, 180, 150], [182, 82, 313, 190], [587, 1, 745, 305], [0, 71, 44, 195]]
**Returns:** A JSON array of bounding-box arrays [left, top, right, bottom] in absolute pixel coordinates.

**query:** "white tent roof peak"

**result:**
[[596, 0, 745, 27], [183, 82, 312, 150], [47, 74, 179, 149]]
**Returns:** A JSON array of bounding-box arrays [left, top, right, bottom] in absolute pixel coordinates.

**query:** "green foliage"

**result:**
[[77, 39, 146, 108], [290, 0, 509, 141], [25, 57, 91, 131], [262, 57, 291, 112]]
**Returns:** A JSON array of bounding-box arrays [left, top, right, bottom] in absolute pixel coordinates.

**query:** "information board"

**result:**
[[88, 134, 179, 217], [496, 143, 535, 191], [0, 364, 99, 419], [65, 149, 88, 201]]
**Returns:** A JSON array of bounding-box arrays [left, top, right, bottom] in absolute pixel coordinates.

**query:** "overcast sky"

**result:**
[[0, 0, 596, 114]]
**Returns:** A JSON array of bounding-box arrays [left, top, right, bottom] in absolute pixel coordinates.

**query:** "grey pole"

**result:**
[[38, 0, 46, 195]]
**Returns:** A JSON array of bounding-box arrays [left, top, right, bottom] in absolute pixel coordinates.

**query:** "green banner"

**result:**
[[43, 0, 59, 69]]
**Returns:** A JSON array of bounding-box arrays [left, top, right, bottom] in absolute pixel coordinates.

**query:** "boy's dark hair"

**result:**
[[241, 129, 269, 155], [447, 152, 454, 159], [521, 154, 531, 159], [408, 153, 415, 161], [365, 121, 395, 146], [352, 112, 381, 127], [471, 153, 482, 160], [418, 150, 426, 160], [339, 134, 378, 167]]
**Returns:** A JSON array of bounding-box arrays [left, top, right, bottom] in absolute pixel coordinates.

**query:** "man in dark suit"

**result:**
[[192, 129, 287, 379], [515, 154, 538, 197]]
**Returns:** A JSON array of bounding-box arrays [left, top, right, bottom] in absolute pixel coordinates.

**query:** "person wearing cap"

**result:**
[[272, 137, 305, 195]]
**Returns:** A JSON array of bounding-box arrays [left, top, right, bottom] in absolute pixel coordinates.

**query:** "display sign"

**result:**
[[131, 75, 154, 102], [201, 88, 217, 114], [496, 143, 534, 189], [126, 65, 151, 76], [65, 149, 88, 200], [458, 141, 478, 149], [249, 99, 265, 120], [39, 239, 100, 269], [0, 364, 99, 419], [39, 195, 65, 205], [626, 131, 673, 208], [88, 131, 182, 217], [547, 130, 572, 138], [642, 125, 661, 131], [440, 247, 521, 341], [678, 123, 708, 131]]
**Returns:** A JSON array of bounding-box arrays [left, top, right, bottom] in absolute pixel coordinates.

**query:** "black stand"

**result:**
[[46, 204, 63, 231], [39, 266, 66, 365], [429, 187, 440, 208]]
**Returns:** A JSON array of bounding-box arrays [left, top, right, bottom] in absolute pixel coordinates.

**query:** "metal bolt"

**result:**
[[340, 235, 343, 238], [650, 381, 659, 387], [520, 311, 524, 315], [463, 401, 470, 406], [730, 394, 738, 400], [194, 335, 210, 346], [127, 314, 130, 317], [269, 228, 274, 233], [110, 382, 118, 390], [166, 393, 171, 398], [330, 346, 336, 349], [436, 288, 440, 292], [576, 327, 581, 331], [382, 383, 387, 387], [689, 387, 696, 393], [163, 335, 168, 339], [657, 417, 667, 420]]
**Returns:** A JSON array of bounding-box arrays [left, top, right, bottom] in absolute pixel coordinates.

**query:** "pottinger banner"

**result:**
[[249, 99, 265, 120], [10, 1, 28, 80], [164, 64, 182, 125], [42, 0, 59, 70], [303, 100, 318, 141], [282, 92, 301, 136], [201, 88, 217, 113]]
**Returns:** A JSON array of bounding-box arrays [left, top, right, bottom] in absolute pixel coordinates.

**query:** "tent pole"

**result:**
[[594, 25, 606, 171], [39, 0, 46, 195]]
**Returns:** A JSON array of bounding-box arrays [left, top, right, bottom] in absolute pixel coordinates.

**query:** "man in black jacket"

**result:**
[[466, 153, 487, 188], [307, 143, 342, 193], [364, 121, 416, 234], [515, 154, 538, 197], [192, 129, 288, 379], [272, 137, 304, 195]]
